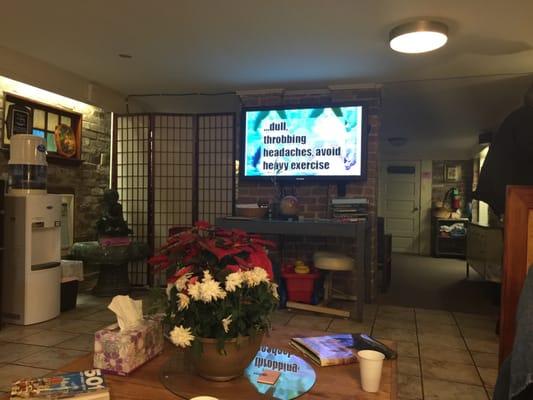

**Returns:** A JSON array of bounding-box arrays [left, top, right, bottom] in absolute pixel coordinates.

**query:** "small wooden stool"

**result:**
[[314, 251, 355, 305], [285, 251, 355, 318]]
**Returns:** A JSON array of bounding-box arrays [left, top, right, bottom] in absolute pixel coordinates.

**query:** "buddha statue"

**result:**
[[95, 189, 133, 237]]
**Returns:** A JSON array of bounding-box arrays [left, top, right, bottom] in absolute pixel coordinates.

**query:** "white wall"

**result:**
[[0, 46, 137, 113], [419, 160, 433, 255]]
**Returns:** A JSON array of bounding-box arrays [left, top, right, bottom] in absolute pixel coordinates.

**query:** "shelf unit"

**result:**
[[432, 217, 469, 258], [0, 180, 4, 330]]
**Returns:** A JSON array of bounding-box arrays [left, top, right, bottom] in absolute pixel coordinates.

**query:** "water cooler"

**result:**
[[2, 135, 62, 325]]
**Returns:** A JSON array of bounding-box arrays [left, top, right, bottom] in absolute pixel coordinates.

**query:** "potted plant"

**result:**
[[148, 221, 279, 381]]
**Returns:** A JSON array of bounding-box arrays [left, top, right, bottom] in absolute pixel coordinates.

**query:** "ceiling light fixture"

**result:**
[[389, 20, 448, 54]]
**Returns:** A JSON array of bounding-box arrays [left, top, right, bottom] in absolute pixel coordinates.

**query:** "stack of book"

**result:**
[[10, 369, 109, 399], [330, 198, 368, 221]]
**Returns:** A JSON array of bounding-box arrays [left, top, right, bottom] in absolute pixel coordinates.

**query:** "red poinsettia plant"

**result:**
[[148, 221, 278, 350]]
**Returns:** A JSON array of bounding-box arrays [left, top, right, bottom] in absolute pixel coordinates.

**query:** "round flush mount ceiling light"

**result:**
[[390, 20, 448, 54]]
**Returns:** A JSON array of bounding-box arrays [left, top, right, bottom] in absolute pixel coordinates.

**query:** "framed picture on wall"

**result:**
[[445, 163, 461, 182]]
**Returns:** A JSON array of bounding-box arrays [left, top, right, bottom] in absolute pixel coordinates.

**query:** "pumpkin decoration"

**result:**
[[54, 123, 77, 157]]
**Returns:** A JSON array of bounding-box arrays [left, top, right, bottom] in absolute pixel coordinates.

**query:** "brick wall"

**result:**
[[237, 88, 381, 301], [0, 94, 111, 242]]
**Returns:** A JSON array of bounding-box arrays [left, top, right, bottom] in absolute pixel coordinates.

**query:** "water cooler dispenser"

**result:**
[[2, 135, 62, 325]]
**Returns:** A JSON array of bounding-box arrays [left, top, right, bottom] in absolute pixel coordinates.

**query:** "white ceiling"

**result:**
[[1, 0, 532, 158]]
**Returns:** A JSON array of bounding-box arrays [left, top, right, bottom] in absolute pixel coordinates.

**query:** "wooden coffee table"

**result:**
[[50, 326, 397, 399]]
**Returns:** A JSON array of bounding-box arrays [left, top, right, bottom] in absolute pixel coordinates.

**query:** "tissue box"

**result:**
[[93, 317, 164, 375]]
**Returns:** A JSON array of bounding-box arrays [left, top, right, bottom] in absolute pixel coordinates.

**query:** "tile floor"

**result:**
[[0, 295, 499, 399]]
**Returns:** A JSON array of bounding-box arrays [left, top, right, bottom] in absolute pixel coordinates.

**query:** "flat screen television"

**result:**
[[240, 104, 367, 182]]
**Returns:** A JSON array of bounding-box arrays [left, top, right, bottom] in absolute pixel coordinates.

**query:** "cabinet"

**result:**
[[432, 217, 468, 258], [215, 217, 367, 321]]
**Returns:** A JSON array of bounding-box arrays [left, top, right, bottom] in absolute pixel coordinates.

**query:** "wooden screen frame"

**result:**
[[499, 185, 533, 365]]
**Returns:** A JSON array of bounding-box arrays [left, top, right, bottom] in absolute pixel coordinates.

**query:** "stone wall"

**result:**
[[0, 93, 111, 242], [237, 88, 381, 301]]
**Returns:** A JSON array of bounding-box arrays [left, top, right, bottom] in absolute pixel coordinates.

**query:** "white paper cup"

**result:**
[[190, 397, 219, 400], [357, 350, 385, 393]]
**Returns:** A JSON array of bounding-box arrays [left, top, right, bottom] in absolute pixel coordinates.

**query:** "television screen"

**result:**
[[241, 105, 366, 181]]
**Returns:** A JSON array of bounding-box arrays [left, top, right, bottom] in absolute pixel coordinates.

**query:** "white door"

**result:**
[[380, 161, 421, 253]]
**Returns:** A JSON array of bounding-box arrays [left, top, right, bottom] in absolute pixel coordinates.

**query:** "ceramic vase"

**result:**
[[190, 334, 263, 381]]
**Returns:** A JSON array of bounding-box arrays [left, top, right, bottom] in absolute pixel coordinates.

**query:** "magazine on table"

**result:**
[[289, 333, 357, 367], [10, 369, 109, 399], [290, 333, 397, 366]]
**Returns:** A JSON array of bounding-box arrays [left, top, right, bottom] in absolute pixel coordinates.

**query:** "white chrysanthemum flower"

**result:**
[[188, 282, 202, 301], [270, 282, 279, 300], [222, 315, 232, 333], [175, 272, 193, 291], [252, 267, 269, 283], [243, 270, 259, 287], [244, 267, 269, 287], [200, 279, 226, 303], [177, 293, 190, 311], [203, 270, 213, 281], [169, 325, 194, 348], [225, 272, 243, 292]]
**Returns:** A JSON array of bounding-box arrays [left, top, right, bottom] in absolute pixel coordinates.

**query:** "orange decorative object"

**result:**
[[54, 123, 77, 157], [280, 195, 299, 217]]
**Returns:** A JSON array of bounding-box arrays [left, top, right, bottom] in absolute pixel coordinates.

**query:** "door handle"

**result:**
[[413, 207, 419, 212]]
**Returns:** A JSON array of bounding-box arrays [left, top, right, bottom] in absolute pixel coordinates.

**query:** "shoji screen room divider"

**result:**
[[113, 113, 236, 286]]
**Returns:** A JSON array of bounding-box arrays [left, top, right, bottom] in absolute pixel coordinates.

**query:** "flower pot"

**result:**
[[190, 333, 263, 381]]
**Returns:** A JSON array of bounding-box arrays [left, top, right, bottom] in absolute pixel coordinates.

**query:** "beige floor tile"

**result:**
[[415, 308, 453, 316], [376, 311, 415, 323], [379, 305, 414, 313], [457, 319, 498, 332], [286, 313, 332, 331], [17, 330, 79, 347], [271, 310, 293, 326], [465, 337, 499, 354], [377, 306, 415, 321], [398, 373, 423, 399], [327, 318, 371, 334], [0, 325, 44, 342], [472, 352, 498, 369], [416, 321, 461, 337], [0, 364, 52, 391], [55, 334, 95, 352], [372, 326, 417, 343], [15, 347, 88, 370], [421, 359, 482, 386], [416, 312, 456, 326], [454, 312, 497, 321], [397, 341, 419, 358], [32, 318, 67, 330], [418, 332, 466, 350], [362, 303, 378, 319], [81, 309, 116, 322], [50, 319, 109, 334], [398, 356, 420, 377], [58, 307, 103, 320], [478, 367, 498, 388], [419, 343, 473, 365], [0, 343, 45, 363], [423, 378, 489, 400], [461, 327, 499, 342], [373, 318, 416, 331]]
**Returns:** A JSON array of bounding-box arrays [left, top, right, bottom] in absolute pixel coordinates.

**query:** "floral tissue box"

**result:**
[[93, 318, 164, 375]]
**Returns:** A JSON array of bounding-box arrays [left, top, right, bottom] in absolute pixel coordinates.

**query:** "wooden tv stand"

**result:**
[[216, 217, 366, 321]]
